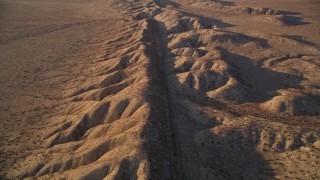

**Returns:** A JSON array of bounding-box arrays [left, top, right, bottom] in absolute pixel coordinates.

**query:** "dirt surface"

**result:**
[[0, 0, 319, 179]]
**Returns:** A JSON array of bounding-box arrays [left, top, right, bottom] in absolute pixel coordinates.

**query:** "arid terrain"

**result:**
[[0, 0, 319, 179]]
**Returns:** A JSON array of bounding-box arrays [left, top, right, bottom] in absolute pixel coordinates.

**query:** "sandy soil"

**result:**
[[0, 0, 319, 179]]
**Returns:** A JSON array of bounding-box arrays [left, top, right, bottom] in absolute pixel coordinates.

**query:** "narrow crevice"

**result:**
[[151, 19, 185, 180], [142, 18, 184, 179]]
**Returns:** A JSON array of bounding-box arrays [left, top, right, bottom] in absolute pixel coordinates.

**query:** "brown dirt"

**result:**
[[0, 0, 319, 179]]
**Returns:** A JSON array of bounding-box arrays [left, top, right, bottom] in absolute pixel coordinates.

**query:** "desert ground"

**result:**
[[0, 0, 319, 179]]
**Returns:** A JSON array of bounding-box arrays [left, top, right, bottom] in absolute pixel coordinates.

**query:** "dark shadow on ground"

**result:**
[[277, 10, 301, 16], [213, 0, 236, 6], [166, 0, 181, 8], [114, 159, 139, 179], [282, 16, 310, 26], [217, 47, 305, 103], [180, 11, 236, 28], [140, 19, 181, 179], [194, 120, 276, 179], [292, 95, 320, 116], [282, 35, 319, 47]]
